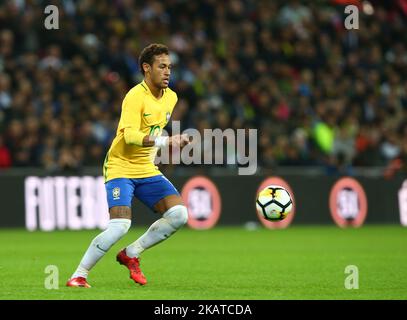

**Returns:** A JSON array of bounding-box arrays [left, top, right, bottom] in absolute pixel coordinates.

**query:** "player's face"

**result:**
[[150, 54, 171, 89]]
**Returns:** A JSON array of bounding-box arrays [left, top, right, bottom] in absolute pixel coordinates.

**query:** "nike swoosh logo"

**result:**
[[96, 244, 108, 253], [143, 113, 152, 117]]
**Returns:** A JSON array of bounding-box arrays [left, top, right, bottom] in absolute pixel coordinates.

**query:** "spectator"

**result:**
[[0, 0, 405, 175], [0, 135, 11, 168]]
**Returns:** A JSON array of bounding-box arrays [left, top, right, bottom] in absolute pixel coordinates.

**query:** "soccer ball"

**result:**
[[256, 185, 293, 221]]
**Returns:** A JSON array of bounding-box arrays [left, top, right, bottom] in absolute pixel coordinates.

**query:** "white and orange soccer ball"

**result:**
[[256, 185, 293, 221]]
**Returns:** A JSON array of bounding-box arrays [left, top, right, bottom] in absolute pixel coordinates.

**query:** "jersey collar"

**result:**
[[141, 80, 165, 101]]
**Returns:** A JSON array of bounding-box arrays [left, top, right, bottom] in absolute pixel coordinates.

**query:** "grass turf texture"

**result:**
[[0, 226, 406, 300]]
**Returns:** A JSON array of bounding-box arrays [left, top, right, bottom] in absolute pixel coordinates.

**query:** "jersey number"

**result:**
[[149, 125, 161, 136]]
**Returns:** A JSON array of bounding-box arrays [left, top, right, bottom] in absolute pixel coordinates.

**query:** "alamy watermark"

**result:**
[[44, 265, 59, 289], [344, 5, 359, 30], [344, 265, 359, 289], [155, 121, 258, 175], [44, 5, 59, 30]]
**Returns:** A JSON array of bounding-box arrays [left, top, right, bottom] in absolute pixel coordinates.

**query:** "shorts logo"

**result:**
[[166, 112, 171, 122], [112, 187, 120, 200]]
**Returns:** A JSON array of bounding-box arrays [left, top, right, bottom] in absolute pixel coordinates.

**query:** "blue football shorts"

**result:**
[[105, 175, 179, 211]]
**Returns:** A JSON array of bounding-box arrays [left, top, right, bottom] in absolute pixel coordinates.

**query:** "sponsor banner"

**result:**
[[256, 177, 295, 229], [181, 176, 221, 230], [329, 177, 367, 228], [25, 176, 109, 231], [398, 180, 407, 227], [4, 173, 401, 230]]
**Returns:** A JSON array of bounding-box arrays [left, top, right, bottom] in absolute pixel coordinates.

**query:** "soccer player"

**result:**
[[67, 44, 190, 287]]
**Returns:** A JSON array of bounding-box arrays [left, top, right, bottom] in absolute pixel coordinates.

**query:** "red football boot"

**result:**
[[66, 277, 91, 288], [116, 249, 147, 285]]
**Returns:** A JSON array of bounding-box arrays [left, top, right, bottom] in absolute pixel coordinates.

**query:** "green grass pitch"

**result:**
[[0, 225, 406, 300]]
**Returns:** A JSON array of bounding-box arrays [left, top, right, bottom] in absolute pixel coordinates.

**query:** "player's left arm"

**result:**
[[125, 127, 189, 148], [162, 94, 190, 148], [147, 93, 190, 148], [119, 90, 180, 148]]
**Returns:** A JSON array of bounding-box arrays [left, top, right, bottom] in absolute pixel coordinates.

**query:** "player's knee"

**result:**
[[92, 219, 131, 252], [108, 218, 131, 238], [164, 205, 188, 229]]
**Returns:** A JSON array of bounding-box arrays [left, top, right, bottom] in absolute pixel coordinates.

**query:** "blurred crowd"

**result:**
[[0, 0, 406, 176]]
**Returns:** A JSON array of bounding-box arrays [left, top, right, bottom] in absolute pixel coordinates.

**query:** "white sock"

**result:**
[[71, 218, 131, 279], [126, 205, 188, 258], [72, 265, 89, 279]]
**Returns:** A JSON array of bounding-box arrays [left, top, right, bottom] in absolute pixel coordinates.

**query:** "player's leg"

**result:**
[[116, 175, 188, 285], [67, 179, 134, 287], [125, 194, 188, 258], [125, 175, 188, 258]]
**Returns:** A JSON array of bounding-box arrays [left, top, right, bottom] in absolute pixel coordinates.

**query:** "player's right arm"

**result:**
[[139, 135, 189, 148], [120, 90, 147, 146]]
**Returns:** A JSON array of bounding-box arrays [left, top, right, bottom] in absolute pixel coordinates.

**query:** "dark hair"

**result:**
[[139, 43, 169, 75]]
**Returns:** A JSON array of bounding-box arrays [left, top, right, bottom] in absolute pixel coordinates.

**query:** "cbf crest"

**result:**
[[112, 187, 120, 200]]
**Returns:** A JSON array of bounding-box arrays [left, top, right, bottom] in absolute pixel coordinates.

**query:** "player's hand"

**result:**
[[169, 134, 190, 148]]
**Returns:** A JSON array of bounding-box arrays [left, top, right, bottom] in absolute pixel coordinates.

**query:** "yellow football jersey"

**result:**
[[103, 80, 177, 182]]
